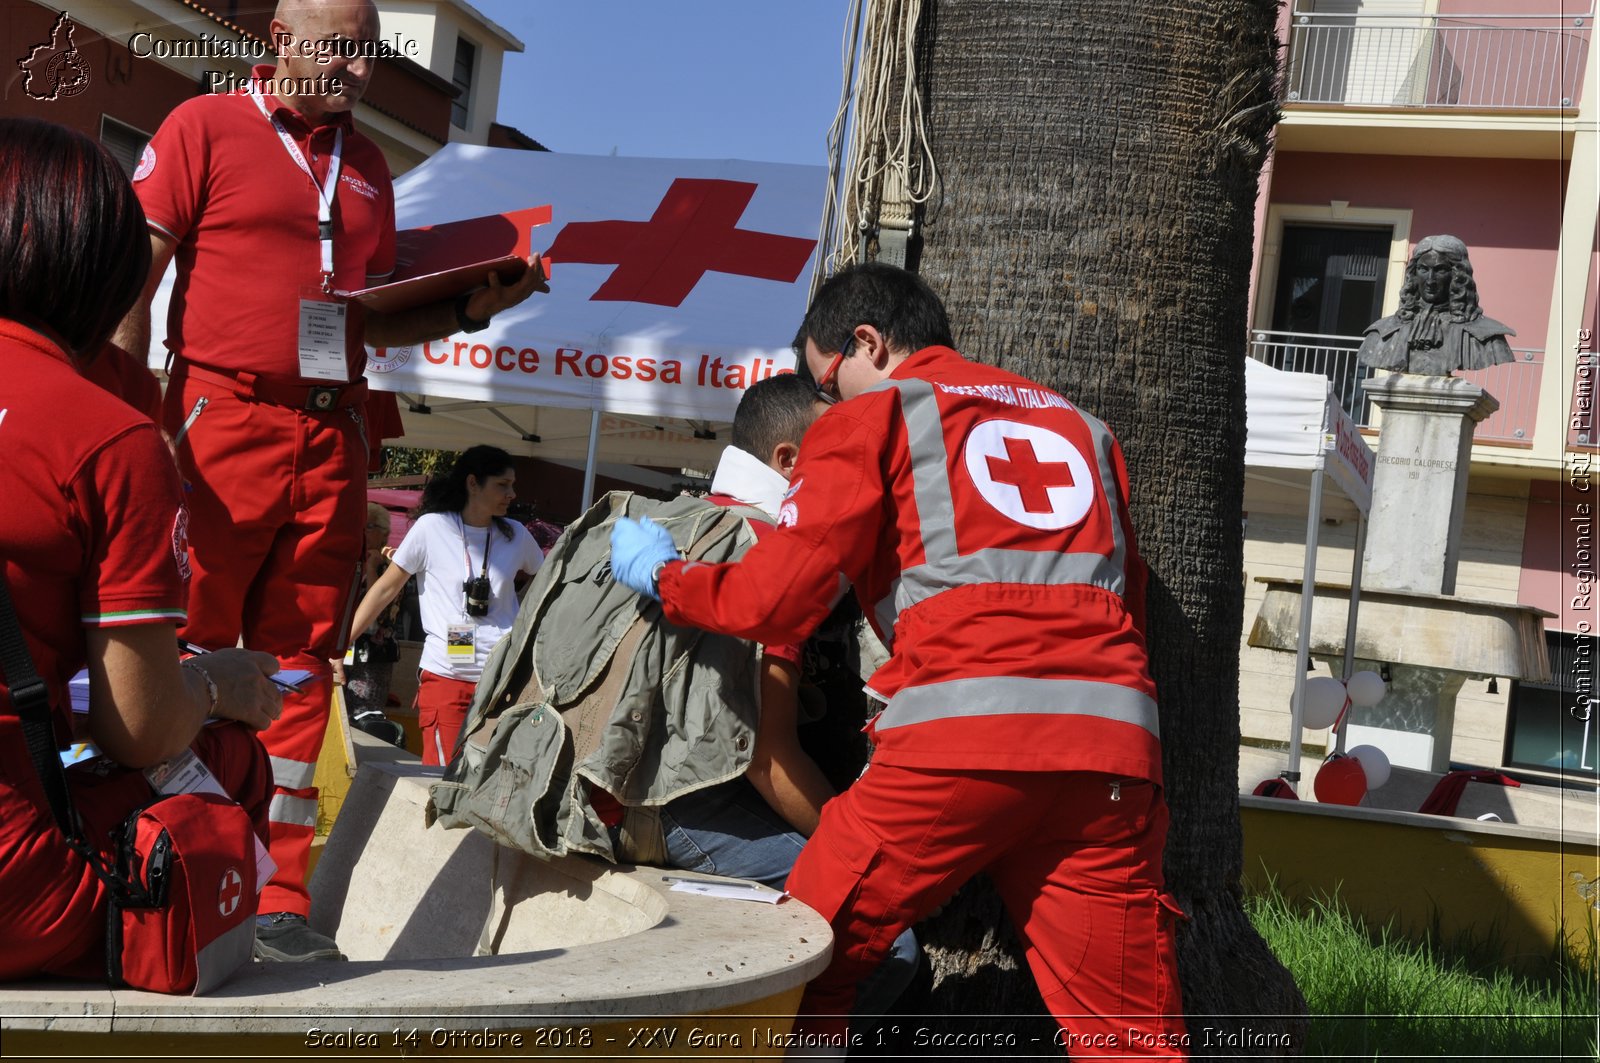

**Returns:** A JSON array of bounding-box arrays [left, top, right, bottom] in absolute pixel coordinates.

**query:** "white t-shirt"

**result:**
[[391, 511, 545, 681]]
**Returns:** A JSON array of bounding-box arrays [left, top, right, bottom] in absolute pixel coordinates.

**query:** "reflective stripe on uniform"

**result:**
[[1078, 405, 1130, 583], [868, 378, 1132, 634], [268, 793, 318, 828], [876, 676, 1160, 737], [877, 548, 1126, 634], [891, 378, 961, 569], [269, 755, 316, 791]]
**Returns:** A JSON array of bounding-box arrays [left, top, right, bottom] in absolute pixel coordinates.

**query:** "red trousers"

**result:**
[[786, 765, 1189, 1058], [165, 370, 367, 917], [416, 671, 476, 767], [0, 722, 272, 981]]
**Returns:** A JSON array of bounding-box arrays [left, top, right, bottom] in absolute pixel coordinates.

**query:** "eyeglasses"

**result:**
[[814, 343, 850, 405]]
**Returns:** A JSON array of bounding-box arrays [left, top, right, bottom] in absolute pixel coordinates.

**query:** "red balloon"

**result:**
[[1314, 755, 1368, 806]]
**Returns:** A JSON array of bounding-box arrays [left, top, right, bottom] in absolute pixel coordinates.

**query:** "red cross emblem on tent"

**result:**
[[963, 420, 1096, 530], [546, 178, 816, 306], [218, 867, 243, 918]]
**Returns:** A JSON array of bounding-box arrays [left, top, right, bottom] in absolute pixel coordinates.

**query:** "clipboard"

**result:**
[[337, 205, 553, 314]]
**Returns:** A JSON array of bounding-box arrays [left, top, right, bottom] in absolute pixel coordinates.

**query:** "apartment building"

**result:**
[[1241, 0, 1597, 784]]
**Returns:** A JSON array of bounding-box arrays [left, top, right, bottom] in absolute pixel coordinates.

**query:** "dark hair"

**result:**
[[0, 118, 152, 354], [418, 444, 517, 539], [731, 373, 821, 464], [791, 344, 818, 389], [792, 262, 953, 362]]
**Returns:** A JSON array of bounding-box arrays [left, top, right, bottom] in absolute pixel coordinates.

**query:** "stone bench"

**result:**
[[2, 762, 832, 1058]]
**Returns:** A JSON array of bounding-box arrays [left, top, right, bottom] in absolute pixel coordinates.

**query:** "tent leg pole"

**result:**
[[1336, 515, 1369, 756], [1287, 467, 1326, 792], [581, 410, 601, 510]]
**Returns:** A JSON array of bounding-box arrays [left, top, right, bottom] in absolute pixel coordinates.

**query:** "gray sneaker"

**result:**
[[253, 912, 346, 962]]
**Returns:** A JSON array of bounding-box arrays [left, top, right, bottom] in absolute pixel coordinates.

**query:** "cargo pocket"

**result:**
[[416, 685, 438, 733], [787, 806, 886, 927], [433, 703, 573, 857]]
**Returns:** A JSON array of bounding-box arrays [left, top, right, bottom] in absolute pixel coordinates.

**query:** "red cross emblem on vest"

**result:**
[[987, 436, 1075, 514], [963, 420, 1096, 530], [218, 867, 243, 918], [546, 179, 816, 306]]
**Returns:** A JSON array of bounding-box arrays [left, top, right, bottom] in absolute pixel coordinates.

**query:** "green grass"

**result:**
[[1246, 887, 1599, 1061]]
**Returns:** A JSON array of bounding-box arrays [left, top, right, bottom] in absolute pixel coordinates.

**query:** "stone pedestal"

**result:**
[[1249, 579, 1552, 773], [1343, 662, 1467, 773], [1362, 373, 1499, 595]]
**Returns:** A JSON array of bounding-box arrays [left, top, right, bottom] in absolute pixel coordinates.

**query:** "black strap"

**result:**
[[0, 577, 132, 901], [0, 578, 79, 840]]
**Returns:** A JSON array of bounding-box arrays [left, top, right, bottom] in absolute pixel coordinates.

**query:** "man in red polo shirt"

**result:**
[[611, 264, 1187, 1054], [115, 0, 547, 962]]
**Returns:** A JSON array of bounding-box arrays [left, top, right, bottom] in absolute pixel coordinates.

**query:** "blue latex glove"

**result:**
[[610, 515, 679, 601]]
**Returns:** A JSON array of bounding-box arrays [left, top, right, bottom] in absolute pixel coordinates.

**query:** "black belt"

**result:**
[[178, 364, 368, 411]]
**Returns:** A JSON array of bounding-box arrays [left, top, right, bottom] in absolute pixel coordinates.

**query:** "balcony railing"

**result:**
[[1248, 330, 1544, 445], [1285, 8, 1591, 110]]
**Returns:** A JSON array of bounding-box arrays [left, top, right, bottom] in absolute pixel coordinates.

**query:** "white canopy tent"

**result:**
[[365, 146, 823, 499], [1243, 357, 1377, 788]]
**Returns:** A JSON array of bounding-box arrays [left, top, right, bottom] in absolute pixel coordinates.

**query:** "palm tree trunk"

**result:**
[[881, 0, 1307, 1051]]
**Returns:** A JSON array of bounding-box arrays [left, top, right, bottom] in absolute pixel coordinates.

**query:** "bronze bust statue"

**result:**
[[1358, 235, 1516, 376]]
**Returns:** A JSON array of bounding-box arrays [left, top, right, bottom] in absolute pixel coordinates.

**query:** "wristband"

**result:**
[[651, 559, 668, 594], [454, 292, 492, 334], [183, 660, 220, 717]]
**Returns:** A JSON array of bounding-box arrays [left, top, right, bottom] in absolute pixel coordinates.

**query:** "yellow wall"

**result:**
[[1242, 798, 1600, 971]]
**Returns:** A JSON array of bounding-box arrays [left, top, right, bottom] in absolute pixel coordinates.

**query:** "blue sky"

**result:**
[[472, 1, 852, 166]]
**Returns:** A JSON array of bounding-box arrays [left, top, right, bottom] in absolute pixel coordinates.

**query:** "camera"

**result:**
[[463, 575, 491, 617]]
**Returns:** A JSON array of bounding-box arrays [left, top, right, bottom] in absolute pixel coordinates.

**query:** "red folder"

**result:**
[[338, 205, 553, 313]]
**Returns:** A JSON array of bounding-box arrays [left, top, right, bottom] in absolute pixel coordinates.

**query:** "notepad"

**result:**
[[667, 879, 787, 904]]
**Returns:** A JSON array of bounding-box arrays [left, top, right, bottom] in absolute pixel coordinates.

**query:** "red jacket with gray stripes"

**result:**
[[659, 346, 1162, 781]]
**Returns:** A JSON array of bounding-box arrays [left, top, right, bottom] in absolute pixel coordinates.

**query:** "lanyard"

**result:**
[[249, 88, 343, 293], [458, 516, 491, 581]]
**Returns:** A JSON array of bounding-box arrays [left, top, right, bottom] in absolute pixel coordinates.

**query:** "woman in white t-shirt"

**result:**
[[349, 446, 543, 765]]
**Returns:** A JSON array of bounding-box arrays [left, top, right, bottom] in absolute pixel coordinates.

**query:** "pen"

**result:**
[[178, 639, 308, 693], [660, 874, 781, 893], [172, 396, 208, 447]]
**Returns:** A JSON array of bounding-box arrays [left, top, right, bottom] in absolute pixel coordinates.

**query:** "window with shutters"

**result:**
[[451, 35, 477, 130]]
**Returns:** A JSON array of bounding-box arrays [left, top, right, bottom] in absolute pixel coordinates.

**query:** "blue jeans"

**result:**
[[660, 778, 921, 1016]]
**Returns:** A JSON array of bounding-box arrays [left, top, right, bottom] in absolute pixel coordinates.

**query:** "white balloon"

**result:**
[[1301, 676, 1348, 730], [1346, 670, 1387, 707], [1348, 744, 1392, 789]]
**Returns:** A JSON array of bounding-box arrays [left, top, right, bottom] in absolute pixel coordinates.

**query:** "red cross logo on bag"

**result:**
[[964, 420, 1096, 530], [218, 867, 244, 918]]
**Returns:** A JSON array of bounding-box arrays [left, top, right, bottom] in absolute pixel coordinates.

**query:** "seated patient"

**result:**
[[0, 118, 281, 982], [649, 373, 922, 1014]]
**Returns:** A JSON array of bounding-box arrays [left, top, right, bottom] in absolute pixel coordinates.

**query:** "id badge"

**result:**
[[144, 749, 223, 797], [298, 289, 349, 382], [446, 623, 477, 658], [145, 750, 277, 889]]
